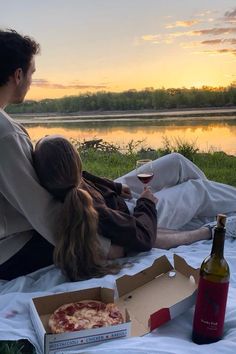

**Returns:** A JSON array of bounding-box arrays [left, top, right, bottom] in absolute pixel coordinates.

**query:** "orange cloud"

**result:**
[[141, 34, 161, 42], [141, 33, 173, 44], [166, 20, 200, 29]]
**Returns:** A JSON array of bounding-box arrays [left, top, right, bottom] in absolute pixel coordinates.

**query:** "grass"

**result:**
[[1, 139, 236, 353], [0, 340, 36, 354], [80, 147, 236, 187]]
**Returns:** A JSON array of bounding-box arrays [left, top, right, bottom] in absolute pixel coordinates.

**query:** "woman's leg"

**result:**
[[115, 153, 207, 195], [155, 227, 211, 250]]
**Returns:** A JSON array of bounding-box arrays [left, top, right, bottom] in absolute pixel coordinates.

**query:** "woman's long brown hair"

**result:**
[[33, 135, 119, 281]]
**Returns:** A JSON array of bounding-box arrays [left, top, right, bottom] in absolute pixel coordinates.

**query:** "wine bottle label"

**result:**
[[193, 277, 229, 339]]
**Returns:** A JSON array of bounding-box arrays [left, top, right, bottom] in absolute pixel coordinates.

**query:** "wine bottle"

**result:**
[[192, 214, 230, 344]]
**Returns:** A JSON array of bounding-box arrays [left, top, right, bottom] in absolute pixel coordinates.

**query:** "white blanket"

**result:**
[[0, 236, 236, 354], [1, 154, 236, 353]]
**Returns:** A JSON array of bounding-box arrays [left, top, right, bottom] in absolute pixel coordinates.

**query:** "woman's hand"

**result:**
[[107, 244, 125, 259], [120, 184, 132, 199], [140, 187, 158, 204]]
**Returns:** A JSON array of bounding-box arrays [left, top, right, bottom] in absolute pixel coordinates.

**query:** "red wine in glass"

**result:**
[[136, 159, 154, 187], [137, 173, 154, 184]]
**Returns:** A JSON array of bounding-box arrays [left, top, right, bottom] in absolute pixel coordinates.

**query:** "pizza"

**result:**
[[48, 300, 124, 333]]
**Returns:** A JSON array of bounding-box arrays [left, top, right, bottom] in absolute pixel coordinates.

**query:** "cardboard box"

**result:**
[[30, 254, 199, 353], [30, 287, 131, 354], [116, 254, 199, 336]]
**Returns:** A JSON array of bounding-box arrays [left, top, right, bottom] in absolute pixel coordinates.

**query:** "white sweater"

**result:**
[[0, 109, 111, 265], [0, 109, 62, 264]]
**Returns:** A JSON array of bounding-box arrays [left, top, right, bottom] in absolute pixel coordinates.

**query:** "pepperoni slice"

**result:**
[[65, 323, 76, 331]]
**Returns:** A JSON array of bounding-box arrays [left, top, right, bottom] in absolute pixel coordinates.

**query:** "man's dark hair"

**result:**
[[0, 29, 40, 86]]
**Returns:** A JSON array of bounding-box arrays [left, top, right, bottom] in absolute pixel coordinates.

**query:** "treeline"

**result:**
[[6, 86, 236, 114]]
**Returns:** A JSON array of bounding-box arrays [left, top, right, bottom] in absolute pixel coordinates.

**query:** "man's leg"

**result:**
[[155, 227, 211, 249], [115, 153, 207, 195], [0, 231, 54, 280]]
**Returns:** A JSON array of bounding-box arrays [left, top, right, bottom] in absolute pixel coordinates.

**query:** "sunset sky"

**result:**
[[1, 0, 236, 100]]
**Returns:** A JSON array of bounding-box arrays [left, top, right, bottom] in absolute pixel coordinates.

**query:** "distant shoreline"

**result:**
[[12, 106, 236, 124]]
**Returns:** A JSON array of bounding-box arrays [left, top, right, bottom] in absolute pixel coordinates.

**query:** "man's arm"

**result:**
[[0, 133, 62, 244]]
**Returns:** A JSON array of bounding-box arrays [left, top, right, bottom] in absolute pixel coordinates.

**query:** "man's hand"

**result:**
[[120, 184, 132, 199], [140, 187, 158, 204]]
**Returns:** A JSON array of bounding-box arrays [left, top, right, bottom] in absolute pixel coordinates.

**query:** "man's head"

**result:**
[[0, 29, 40, 104]]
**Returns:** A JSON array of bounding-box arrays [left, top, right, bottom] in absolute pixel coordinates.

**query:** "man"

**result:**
[[0, 29, 63, 279], [0, 29, 126, 279]]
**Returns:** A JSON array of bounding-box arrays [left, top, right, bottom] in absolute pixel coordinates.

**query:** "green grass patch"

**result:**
[[80, 148, 236, 187], [0, 340, 36, 354]]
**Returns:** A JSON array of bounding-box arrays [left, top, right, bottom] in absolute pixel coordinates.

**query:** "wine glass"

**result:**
[[136, 159, 154, 189]]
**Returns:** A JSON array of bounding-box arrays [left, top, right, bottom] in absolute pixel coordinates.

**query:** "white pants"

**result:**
[[115, 153, 236, 230]]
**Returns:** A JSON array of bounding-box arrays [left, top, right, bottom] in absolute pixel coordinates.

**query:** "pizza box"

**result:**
[[115, 254, 199, 336], [30, 254, 199, 353], [29, 287, 131, 354]]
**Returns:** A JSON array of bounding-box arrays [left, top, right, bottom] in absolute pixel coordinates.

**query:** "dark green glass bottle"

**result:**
[[192, 214, 230, 344]]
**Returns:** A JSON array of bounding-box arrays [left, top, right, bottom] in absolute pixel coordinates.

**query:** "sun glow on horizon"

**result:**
[[3, 0, 235, 101]]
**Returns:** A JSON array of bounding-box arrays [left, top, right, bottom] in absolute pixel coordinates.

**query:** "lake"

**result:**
[[18, 111, 236, 155]]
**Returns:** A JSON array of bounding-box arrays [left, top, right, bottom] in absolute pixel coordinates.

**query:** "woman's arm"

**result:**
[[96, 196, 157, 253], [82, 171, 123, 195]]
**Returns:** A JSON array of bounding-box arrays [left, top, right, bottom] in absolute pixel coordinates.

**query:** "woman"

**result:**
[[33, 135, 158, 281], [33, 135, 214, 281]]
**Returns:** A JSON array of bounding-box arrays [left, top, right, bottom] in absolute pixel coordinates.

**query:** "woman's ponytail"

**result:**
[[34, 135, 121, 281], [54, 187, 111, 281]]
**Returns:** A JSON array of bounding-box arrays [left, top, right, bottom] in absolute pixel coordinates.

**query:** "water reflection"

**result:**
[[23, 120, 236, 155]]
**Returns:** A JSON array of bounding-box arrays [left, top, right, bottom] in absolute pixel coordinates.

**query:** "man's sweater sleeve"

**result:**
[[0, 133, 62, 244], [97, 198, 157, 252]]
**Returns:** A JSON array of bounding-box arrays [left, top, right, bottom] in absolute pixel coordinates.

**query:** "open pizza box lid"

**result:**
[[115, 254, 199, 336]]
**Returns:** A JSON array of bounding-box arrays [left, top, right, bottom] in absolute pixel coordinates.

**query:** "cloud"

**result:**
[[198, 48, 236, 56], [32, 79, 108, 90], [201, 38, 236, 45], [169, 30, 197, 38], [140, 7, 236, 53], [141, 34, 162, 42], [166, 20, 200, 29], [167, 26, 236, 39], [215, 48, 236, 54], [181, 37, 236, 48], [140, 34, 173, 44], [224, 8, 236, 23], [193, 27, 236, 36], [201, 39, 223, 45], [196, 10, 218, 17]]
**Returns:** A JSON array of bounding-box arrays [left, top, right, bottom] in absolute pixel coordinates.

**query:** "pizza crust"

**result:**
[[49, 300, 124, 334]]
